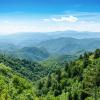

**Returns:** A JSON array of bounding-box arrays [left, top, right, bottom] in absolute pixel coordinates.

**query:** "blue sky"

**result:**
[[0, 0, 100, 14], [0, 0, 100, 34]]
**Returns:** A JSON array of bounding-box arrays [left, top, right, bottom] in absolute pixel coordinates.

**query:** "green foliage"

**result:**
[[94, 49, 100, 59], [0, 54, 52, 81], [46, 74, 52, 88], [0, 49, 100, 100], [36, 50, 100, 100], [64, 62, 69, 72], [0, 63, 35, 100]]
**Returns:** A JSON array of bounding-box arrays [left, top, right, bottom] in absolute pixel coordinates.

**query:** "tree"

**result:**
[[83, 64, 100, 100], [46, 74, 52, 88], [80, 91, 89, 100], [65, 62, 69, 72], [56, 69, 61, 82], [73, 92, 78, 100], [94, 49, 100, 59], [83, 57, 89, 68], [68, 92, 73, 100], [84, 52, 89, 59], [79, 54, 83, 59], [53, 84, 62, 96], [37, 81, 43, 90]]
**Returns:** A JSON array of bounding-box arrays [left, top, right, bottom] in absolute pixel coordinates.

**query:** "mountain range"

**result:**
[[0, 31, 100, 61]]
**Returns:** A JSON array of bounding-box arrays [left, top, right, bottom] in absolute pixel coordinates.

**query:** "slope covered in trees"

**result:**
[[0, 55, 50, 81], [0, 49, 100, 100], [0, 63, 35, 100], [0, 46, 50, 61], [35, 49, 100, 100], [38, 37, 100, 54]]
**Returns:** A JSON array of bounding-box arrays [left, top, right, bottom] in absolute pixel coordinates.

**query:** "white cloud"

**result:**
[[43, 16, 78, 23], [73, 21, 100, 32], [0, 23, 71, 35], [0, 23, 35, 35], [0, 13, 100, 35], [0, 20, 100, 36]]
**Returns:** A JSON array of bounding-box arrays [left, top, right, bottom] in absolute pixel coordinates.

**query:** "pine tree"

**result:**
[[73, 92, 78, 100], [46, 74, 51, 88], [65, 62, 69, 72], [94, 49, 100, 58], [68, 92, 73, 100]]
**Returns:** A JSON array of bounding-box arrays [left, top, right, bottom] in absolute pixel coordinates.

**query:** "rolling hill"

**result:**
[[0, 49, 100, 100], [1, 31, 100, 61], [0, 63, 35, 99], [0, 46, 50, 61], [38, 37, 100, 54], [0, 31, 100, 47]]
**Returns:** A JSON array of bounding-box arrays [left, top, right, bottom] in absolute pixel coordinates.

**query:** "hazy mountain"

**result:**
[[0, 46, 50, 61], [0, 42, 17, 53], [38, 37, 100, 54], [0, 31, 100, 47], [15, 47, 50, 61], [0, 32, 53, 47], [0, 31, 100, 60], [50, 31, 100, 39]]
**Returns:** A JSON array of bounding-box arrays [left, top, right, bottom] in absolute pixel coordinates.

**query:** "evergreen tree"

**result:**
[[73, 92, 78, 100], [56, 69, 61, 82], [79, 54, 83, 59], [84, 52, 89, 59], [83, 57, 89, 68], [37, 81, 43, 90], [46, 74, 52, 88], [65, 62, 69, 72], [68, 92, 73, 100], [94, 49, 100, 58]]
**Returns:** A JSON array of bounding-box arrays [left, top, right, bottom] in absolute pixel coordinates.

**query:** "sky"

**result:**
[[0, 0, 100, 35]]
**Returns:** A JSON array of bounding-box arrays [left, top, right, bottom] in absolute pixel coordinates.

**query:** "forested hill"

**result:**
[[0, 49, 100, 100], [0, 55, 50, 81], [0, 54, 66, 81], [0, 63, 35, 99], [35, 49, 100, 100], [1, 37, 100, 61]]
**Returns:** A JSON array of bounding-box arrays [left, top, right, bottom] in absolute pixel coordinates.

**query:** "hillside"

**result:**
[[0, 63, 35, 100], [0, 32, 52, 47], [1, 31, 100, 47], [0, 49, 100, 100], [13, 47, 49, 61], [41, 54, 77, 69], [0, 54, 50, 81], [0, 47, 50, 61], [35, 49, 100, 100], [1, 34, 100, 61], [38, 37, 100, 54]]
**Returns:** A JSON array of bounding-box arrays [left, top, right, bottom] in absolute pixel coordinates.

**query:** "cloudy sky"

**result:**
[[0, 0, 100, 35]]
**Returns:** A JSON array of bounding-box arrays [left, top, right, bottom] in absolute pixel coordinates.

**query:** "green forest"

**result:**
[[0, 49, 100, 100]]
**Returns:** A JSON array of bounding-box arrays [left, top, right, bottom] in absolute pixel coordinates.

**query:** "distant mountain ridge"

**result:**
[[0, 46, 50, 61], [0, 31, 100, 47], [0, 31, 100, 61], [37, 37, 100, 54]]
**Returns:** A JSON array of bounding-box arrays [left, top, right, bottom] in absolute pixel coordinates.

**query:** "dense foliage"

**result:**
[[0, 49, 100, 100], [35, 49, 100, 100], [0, 55, 50, 81], [0, 64, 35, 100], [0, 46, 50, 61]]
